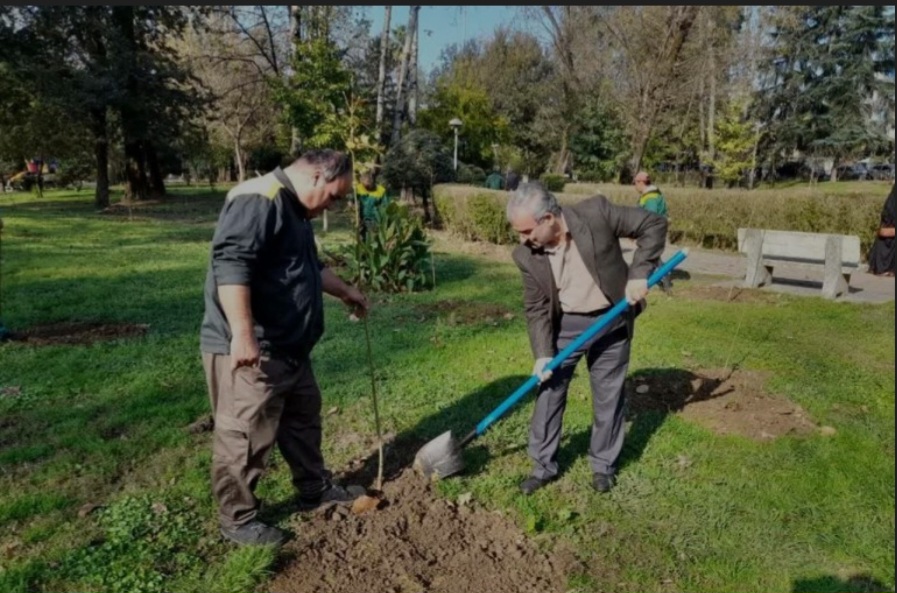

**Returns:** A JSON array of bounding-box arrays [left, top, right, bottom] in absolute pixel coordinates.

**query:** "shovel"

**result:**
[[413, 248, 689, 480]]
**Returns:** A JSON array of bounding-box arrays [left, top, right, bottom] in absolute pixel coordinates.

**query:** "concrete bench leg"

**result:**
[[822, 235, 848, 299], [743, 229, 772, 288]]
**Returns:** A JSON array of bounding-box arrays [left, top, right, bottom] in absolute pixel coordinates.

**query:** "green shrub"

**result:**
[[456, 163, 486, 186], [539, 173, 566, 192], [468, 194, 516, 244], [333, 202, 433, 293], [433, 190, 517, 245], [434, 182, 886, 259]]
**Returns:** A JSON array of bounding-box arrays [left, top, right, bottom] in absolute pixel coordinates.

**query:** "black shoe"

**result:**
[[297, 481, 364, 512], [519, 475, 556, 495], [220, 520, 287, 546], [592, 472, 615, 493]]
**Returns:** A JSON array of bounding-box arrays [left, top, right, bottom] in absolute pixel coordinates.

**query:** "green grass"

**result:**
[[0, 187, 893, 593]]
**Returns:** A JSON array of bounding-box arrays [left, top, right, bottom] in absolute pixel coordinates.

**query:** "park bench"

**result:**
[[737, 228, 861, 300]]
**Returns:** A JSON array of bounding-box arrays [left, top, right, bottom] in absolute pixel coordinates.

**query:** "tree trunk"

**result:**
[[289, 5, 303, 156], [375, 6, 392, 138], [391, 6, 419, 144], [124, 141, 150, 201], [408, 13, 419, 126], [234, 136, 246, 183], [146, 142, 166, 197]]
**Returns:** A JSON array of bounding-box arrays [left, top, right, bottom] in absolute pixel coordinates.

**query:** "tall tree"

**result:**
[[375, 6, 392, 135], [753, 6, 895, 180], [598, 5, 701, 179], [391, 6, 420, 144]]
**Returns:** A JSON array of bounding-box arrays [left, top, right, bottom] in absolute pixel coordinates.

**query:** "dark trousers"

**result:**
[[528, 312, 631, 479], [202, 353, 328, 528]]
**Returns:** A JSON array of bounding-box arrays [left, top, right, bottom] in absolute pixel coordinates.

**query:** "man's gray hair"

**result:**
[[296, 149, 353, 182], [506, 182, 561, 221]]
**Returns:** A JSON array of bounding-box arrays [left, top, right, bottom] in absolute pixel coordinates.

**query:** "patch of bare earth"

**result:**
[[6, 322, 149, 346], [627, 367, 818, 440], [268, 465, 578, 593], [410, 299, 516, 325]]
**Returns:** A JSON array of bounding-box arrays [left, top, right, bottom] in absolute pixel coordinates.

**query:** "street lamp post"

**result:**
[[491, 143, 499, 169], [449, 117, 462, 171]]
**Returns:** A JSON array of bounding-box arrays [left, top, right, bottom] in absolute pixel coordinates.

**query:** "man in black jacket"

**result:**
[[201, 149, 369, 546], [505, 182, 666, 495]]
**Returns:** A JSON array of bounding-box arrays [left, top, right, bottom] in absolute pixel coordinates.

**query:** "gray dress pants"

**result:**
[[528, 311, 631, 479]]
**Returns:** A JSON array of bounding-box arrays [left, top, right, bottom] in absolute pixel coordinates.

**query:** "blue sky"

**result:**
[[359, 6, 524, 74]]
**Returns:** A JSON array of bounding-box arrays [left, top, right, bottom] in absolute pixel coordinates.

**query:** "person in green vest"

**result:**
[[353, 171, 390, 240], [484, 167, 504, 190], [633, 171, 672, 292]]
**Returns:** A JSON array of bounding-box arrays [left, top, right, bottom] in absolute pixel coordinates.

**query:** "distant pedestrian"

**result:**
[[505, 168, 521, 192], [633, 171, 672, 292], [485, 168, 504, 190]]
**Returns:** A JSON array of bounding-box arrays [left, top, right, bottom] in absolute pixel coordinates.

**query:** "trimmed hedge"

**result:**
[[539, 173, 566, 192], [433, 182, 888, 260]]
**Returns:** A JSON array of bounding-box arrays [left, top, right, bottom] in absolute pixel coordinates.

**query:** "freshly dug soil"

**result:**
[[268, 466, 578, 593], [627, 367, 818, 440]]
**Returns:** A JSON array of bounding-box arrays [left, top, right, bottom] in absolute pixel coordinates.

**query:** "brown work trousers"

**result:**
[[202, 352, 327, 529]]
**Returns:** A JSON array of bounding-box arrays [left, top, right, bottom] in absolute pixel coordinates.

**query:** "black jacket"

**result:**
[[200, 167, 325, 360]]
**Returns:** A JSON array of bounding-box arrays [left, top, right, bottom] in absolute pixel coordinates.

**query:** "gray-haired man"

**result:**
[[506, 182, 666, 495]]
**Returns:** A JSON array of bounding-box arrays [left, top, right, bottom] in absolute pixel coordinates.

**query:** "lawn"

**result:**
[[0, 186, 893, 593]]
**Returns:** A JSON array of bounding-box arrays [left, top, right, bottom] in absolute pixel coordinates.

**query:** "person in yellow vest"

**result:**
[[353, 171, 391, 240], [633, 171, 672, 293]]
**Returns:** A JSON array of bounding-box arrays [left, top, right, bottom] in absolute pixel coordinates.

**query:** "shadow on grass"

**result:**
[[261, 374, 530, 523], [792, 574, 891, 593], [556, 367, 735, 478]]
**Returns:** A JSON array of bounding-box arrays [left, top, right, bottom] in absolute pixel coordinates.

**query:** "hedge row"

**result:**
[[432, 182, 890, 260]]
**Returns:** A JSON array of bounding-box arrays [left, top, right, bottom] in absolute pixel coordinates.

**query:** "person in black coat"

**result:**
[[867, 182, 896, 276]]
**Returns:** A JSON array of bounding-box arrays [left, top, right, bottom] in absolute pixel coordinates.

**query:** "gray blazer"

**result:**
[[511, 194, 668, 359]]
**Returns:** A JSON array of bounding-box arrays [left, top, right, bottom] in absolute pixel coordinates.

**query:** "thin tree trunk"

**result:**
[[375, 6, 392, 135], [408, 13, 418, 126], [289, 5, 303, 156], [391, 6, 419, 144], [234, 135, 245, 183]]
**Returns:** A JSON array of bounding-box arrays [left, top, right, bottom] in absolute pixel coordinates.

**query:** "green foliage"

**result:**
[[753, 6, 895, 167], [381, 129, 454, 198], [467, 194, 516, 244], [538, 173, 567, 193], [569, 97, 627, 182], [433, 190, 516, 245], [456, 162, 486, 186], [711, 99, 760, 187], [333, 202, 433, 293], [276, 37, 353, 150], [435, 182, 887, 257], [61, 494, 204, 593], [416, 75, 510, 171]]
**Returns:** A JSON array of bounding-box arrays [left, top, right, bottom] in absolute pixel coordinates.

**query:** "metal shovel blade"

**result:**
[[413, 430, 466, 480]]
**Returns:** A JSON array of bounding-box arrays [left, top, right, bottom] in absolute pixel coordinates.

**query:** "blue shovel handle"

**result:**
[[471, 248, 688, 438]]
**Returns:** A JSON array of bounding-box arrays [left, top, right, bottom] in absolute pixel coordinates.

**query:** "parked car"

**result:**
[[869, 163, 895, 181], [834, 163, 870, 181]]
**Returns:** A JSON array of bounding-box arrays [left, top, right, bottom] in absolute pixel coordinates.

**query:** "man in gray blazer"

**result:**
[[506, 182, 667, 495]]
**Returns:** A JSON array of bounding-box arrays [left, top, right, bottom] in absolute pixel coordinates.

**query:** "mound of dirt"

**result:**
[[269, 467, 578, 593], [627, 367, 817, 440], [6, 322, 149, 346]]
